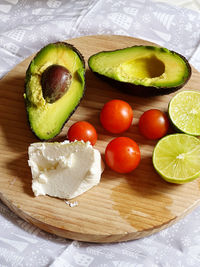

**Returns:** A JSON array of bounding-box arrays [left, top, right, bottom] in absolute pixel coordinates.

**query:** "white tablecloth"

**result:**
[[0, 0, 200, 266]]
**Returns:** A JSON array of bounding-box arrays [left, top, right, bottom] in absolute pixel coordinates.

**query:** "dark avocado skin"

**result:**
[[24, 42, 86, 141], [91, 70, 191, 97], [88, 46, 192, 97]]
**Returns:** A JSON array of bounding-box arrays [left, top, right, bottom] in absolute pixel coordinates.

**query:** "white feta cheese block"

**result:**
[[28, 141, 104, 199]]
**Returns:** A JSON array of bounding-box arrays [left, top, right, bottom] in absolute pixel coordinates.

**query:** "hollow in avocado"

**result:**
[[24, 42, 85, 140], [88, 45, 191, 96]]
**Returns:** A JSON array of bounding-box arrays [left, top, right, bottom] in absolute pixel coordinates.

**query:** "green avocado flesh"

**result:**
[[25, 42, 85, 140], [88, 46, 191, 95]]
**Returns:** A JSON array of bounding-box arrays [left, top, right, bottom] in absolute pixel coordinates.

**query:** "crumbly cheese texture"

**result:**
[[28, 141, 104, 199]]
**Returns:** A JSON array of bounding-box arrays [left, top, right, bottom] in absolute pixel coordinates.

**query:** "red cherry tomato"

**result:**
[[67, 121, 97, 146], [139, 109, 169, 140], [105, 137, 141, 173], [100, 99, 133, 133]]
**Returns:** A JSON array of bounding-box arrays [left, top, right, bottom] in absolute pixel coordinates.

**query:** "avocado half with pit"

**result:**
[[88, 45, 191, 96], [24, 42, 85, 140]]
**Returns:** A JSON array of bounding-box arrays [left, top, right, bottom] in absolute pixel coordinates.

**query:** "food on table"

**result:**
[[105, 137, 141, 174], [67, 121, 97, 146], [139, 109, 169, 140], [24, 42, 85, 140], [24, 40, 198, 198], [100, 99, 133, 133], [152, 134, 200, 183], [28, 140, 104, 199], [168, 90, 200, 136], [88, 45, 191, 96]]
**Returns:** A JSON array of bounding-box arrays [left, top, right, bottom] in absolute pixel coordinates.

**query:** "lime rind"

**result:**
[[168, 90, 200, 136], [153, 133, 200, 183]]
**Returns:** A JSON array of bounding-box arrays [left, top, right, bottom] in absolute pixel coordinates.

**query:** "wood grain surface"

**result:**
[[0, 35, 200, 243]]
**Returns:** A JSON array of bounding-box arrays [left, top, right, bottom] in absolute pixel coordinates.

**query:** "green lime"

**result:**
[[152, 133, 200, 183], [168, 90, 200, 136]]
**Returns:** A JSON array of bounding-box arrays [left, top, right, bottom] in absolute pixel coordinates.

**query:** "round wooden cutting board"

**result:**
[[0, 35, 200, 243]]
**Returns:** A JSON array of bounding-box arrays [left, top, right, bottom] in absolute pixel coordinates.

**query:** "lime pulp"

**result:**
[[153, 133, 200, 183], [168, 90, 200, 136]]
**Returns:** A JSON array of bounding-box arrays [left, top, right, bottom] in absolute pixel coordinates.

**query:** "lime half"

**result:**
[[153, 134, 200, 183], [168, 90, 200, 136]]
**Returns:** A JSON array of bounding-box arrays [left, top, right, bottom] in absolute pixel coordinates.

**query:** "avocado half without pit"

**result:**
[[24, 42, 85, 140], [88, 45, 191, 96]]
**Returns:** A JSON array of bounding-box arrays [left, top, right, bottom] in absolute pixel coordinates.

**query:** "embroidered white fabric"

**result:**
[[0, 0, 200, 266]]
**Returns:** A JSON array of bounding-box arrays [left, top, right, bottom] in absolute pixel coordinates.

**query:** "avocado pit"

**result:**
[[41, 64, 72, 103]]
